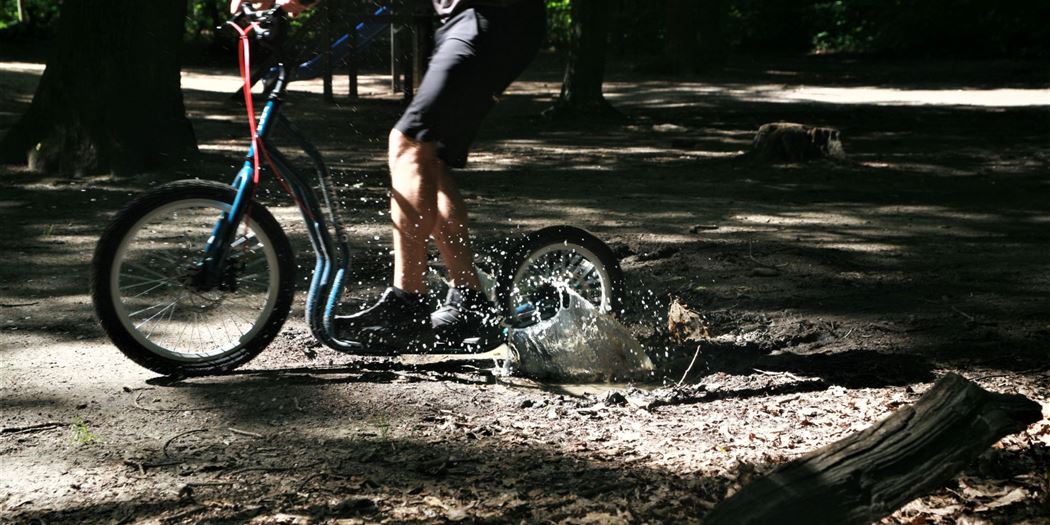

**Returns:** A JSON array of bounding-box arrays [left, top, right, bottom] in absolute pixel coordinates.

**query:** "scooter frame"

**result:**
[[199, 7, 376, 354]]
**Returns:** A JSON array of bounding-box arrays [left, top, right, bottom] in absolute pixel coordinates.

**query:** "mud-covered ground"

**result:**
[[1, 53, 1048, 524]]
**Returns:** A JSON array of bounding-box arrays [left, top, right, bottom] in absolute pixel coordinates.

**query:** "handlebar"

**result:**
[[219, 3, 276, 29], [219, 3, 290, 48], [221, 0, 318, 29]]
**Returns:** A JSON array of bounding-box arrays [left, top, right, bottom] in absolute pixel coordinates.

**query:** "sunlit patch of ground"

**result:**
[[601, 80, 1050, 108]]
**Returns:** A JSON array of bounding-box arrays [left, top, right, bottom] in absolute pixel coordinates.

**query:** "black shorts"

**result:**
[[393, 1, 546, 168]]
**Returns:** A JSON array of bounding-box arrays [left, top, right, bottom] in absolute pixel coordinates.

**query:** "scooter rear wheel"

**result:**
[[495, 226, 624, 325]]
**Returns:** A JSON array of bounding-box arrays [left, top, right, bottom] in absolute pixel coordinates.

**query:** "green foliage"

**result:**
[[545, 0, 572, 48], [811, 1, 872, 53], [3, 0, 1045, 58], [809, 0, 1050, 57], [70, 418, 99, 445], [0, 0, 59, 32], [0, 0, 18, 29], [185, 0, 224, 43]]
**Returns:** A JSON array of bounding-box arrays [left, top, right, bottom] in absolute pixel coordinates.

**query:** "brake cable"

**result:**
[[226, 19, 263, 185]]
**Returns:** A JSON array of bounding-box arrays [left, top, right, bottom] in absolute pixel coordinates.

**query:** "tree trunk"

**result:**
[[664, 0, 698, 74], [548, 0, 618, 119], [704, 373, 1042, 525], [696, 0, 727, 66], [0, 0, 197, 176]]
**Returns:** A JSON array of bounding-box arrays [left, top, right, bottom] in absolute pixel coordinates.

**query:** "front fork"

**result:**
[[193, 162, 257, 290], [193, 98, 277, 291]]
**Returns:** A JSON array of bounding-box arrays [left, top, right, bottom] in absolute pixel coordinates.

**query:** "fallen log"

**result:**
[[704, 372, 1042, 525]]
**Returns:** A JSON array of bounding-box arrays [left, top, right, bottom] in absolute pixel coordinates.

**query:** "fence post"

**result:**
[[347, 17, 359, 100], [322, 0, 334, 103], [390, 23, 402, 94]]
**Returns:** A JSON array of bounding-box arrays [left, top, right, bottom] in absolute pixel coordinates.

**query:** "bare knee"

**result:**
[[389, 128, 440, 172]]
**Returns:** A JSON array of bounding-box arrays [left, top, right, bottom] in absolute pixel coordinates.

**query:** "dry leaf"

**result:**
[[423, 496, 447, 509], [976, 487, 1028, 512], [668, 298, 710, 342]]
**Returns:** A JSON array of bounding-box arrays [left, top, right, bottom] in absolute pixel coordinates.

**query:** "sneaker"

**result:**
[[431, 286, 504, 349], [334, 287, 433, 350]]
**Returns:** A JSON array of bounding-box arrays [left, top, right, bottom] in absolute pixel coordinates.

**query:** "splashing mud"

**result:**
[[508, 288, 654, 382]]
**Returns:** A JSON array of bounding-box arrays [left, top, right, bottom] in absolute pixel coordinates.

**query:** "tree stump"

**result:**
[[749, 122, 845, 163], [704, 373, 1042, 525]]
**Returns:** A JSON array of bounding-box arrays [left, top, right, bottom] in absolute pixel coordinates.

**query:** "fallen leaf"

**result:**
[[445, 508, 470, 522], [975, 487, 1028, 512], [668, 298, 709, 342], [423, 496, 447, 509]]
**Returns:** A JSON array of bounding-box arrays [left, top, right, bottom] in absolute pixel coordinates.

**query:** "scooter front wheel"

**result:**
[[91, 180, 295, 376], [496, 226, 624, 324]]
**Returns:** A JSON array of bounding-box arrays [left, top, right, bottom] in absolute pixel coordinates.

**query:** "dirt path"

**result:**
[[1, 56, 1048, 524]]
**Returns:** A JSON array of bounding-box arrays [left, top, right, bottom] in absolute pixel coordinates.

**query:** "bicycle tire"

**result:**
[[495, 226, 624, 322], [91, 180, 295, 376]]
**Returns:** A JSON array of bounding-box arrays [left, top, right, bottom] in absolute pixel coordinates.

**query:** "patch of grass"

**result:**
[[374, 415, 391, 441], [70, 418, 99, 445]]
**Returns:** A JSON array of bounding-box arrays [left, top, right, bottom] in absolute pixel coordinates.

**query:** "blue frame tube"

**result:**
[[261, 127, 365, 352]]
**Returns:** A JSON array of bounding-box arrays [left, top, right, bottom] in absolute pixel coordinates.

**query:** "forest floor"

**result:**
[[1, 52, 1049, 524]]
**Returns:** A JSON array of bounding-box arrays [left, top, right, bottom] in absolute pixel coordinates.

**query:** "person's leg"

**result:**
[[426, 3, 547, 294], [334, 12, 482, 347], [336, 5, 544, 347], [388, 128, 444, 295], [329, 130, 443, 349], [428, 4, 546, 346], [432, 169, 481, 290], [388, 129, 486, 294], [429, 168, 499, 346]]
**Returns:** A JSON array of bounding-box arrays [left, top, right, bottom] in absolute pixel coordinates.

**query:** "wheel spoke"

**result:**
[[144, 250, 187, 266], [235, 271, 267, 281], [130, 280, 173, 299], [134, 298, 180, 331], [129, 299, 177, 318], [217, 302, 255, 326], [218, 304, 250, 336], [122, 261, 173, 281], [119, 276, 173, 291], [512, 242, 614, 318]]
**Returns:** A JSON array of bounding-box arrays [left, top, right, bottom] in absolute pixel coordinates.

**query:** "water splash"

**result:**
[[508, 288, 653, 382]]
